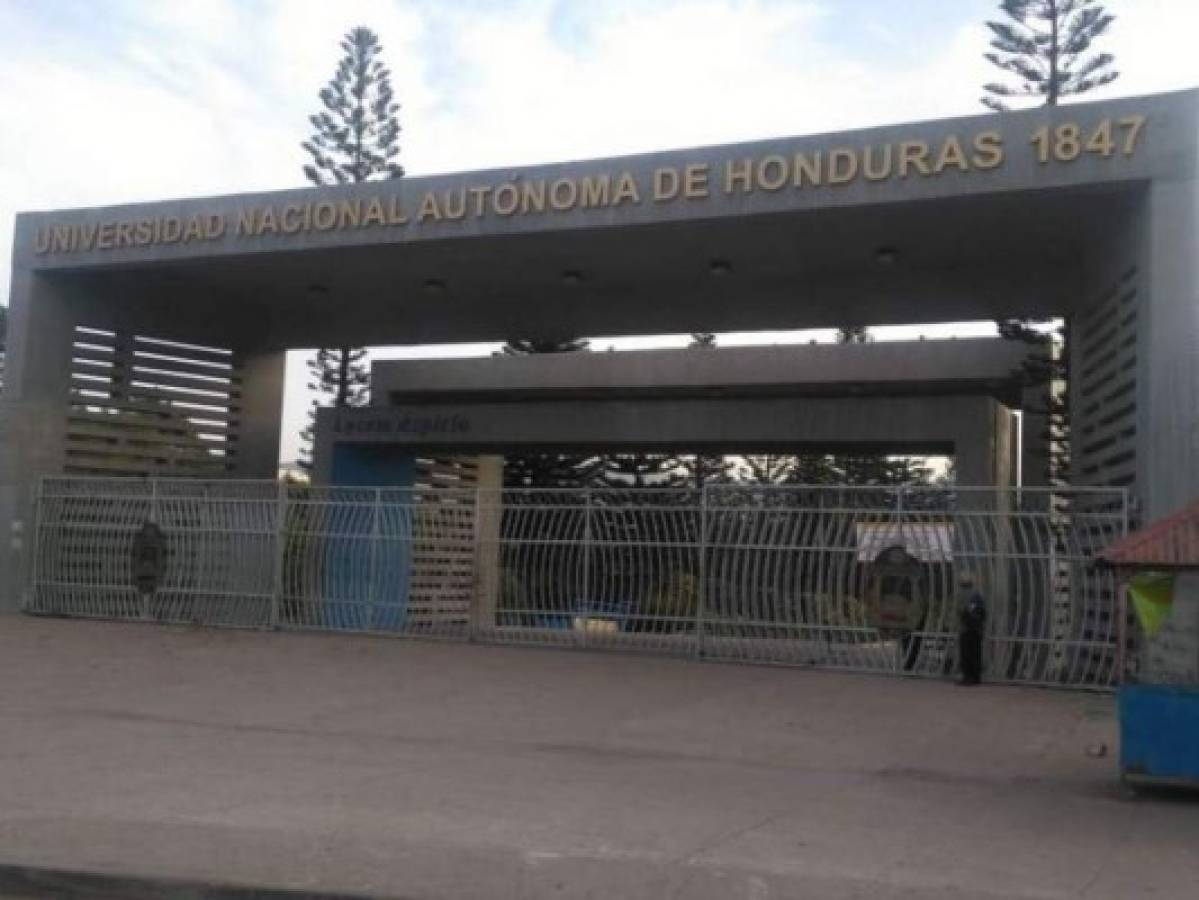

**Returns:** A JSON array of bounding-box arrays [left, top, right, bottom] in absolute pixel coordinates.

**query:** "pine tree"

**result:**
[[836, 325, 871, 344], [742, 455, 800, 485], [597, 453, 687, 489], [999, 318, 1071, 486], [680, 453, 735, 489], [982, 0, 1118, 111], [302, 27, 404, 185], [982, 3, 1115, 481], [298, 27, 403, 467], [830, 454, 930, 486], [502, 337, 589, 355]]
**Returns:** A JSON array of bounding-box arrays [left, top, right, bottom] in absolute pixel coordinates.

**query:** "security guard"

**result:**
[[956, 572, 986, 685]]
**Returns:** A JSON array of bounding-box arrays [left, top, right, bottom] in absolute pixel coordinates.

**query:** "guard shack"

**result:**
[[1099, 501, 1199, 788]]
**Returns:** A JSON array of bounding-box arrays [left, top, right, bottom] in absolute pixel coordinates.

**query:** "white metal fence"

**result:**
[[29, 477, 1129, 688]]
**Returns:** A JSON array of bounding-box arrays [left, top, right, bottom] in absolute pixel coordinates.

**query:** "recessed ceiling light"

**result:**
[[562, 270, 584, 286], [709, 259, 732, 276], [874, 246, 900, 266]]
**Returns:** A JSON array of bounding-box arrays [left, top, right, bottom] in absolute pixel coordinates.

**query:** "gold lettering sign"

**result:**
[[31, 116, 1148, 256]]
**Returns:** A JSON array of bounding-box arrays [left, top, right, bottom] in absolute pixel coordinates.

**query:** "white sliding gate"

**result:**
[[29, 478, 1128, 689]]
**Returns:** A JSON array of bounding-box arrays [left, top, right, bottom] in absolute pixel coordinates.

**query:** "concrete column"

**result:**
[[0, 269, 80, 612], [471, 455, 503, 638], [952, 401, 1014, 493], [1139, 177, 1199, 520], [233, 348, 286, 478]]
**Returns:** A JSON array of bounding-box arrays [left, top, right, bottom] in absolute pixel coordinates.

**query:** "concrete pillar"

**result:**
[[952, 401, 1014, 493], [1139, 178, 1199, 520], [471, 455, 503, 638], [233, 348, 286, 478], [0, 270, 79, 612]]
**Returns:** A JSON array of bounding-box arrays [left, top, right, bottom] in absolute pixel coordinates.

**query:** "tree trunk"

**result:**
[[336, 347, 350, 407]]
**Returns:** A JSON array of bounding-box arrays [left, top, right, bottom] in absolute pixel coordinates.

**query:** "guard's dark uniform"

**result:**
[[958, 587, 986, 685]]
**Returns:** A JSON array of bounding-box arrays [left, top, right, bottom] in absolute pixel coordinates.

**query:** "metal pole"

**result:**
[[1116, 577, 1129, 685], [270, 479, 286, 630], [583, 488, 592, 609], [141, 478, 157, 620], [25, 476, 45, 614], [469, 486, 481, 643], [367, 488, 381, 631], [696, 484, 708, 658]]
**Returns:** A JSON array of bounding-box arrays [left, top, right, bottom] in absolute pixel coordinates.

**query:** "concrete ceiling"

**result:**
[[56, 182, 1140, 349]]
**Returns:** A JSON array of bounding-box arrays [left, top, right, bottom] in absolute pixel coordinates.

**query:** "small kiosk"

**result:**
[[1097, 500, 1199, 789]]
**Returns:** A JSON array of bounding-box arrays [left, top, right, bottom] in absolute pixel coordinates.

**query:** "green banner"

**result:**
[[1129, 572, 1176, 637]]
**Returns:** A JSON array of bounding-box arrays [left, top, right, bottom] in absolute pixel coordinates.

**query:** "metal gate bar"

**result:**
[[29, 477, 1129, 689]]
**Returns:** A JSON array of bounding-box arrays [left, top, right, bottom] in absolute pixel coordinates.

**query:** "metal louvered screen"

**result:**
[[30, 479, 1129, 690], [1074, 267, 1139, 491], [66, 327, 241, 476]]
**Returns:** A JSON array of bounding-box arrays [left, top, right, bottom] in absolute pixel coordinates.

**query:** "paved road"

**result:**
[[0, 617, 1194, 898]]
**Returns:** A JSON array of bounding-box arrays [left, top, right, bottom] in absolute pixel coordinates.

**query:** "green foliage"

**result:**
[[982, 0, 1118, 111], [836, 325, 871, 344], [1000, 318, 1071, 486], [640, 571, 700, 632], [598, 453, 687, 489], [682, 453, 736, 488], [300, 346, 371, 468], [299, 26, 403, 467], [502, 337, 590, 355], [981, 2, 1107, 478], [302, 27, 404, 185], [740, 453, 931, 488], [689, 332, 717, 348], [505, 453, 604, 489]]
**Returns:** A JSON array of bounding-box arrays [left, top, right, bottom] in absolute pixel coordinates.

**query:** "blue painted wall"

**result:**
[[1120, 684, 1199, 785], [332, 445, 418, 487], [325, 446, 419, 631]]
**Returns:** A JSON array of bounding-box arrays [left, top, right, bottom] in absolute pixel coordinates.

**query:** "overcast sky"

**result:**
[[1, 0, 1196, 462]]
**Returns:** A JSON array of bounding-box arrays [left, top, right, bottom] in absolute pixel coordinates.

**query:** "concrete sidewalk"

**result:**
[[0, 617, 1194, 899]]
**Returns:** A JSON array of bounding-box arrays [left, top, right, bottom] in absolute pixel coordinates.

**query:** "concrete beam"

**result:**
[[374, 338, 1031, 402]]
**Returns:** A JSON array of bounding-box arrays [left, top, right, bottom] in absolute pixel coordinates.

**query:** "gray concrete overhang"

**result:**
[[10, 90, 1194, 348], [314, 395, 1014, 488], [374, 338, 1033, 405]]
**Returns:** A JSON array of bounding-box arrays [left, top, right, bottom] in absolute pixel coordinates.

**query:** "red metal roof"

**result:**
[[1098, 499, 1199, 569]]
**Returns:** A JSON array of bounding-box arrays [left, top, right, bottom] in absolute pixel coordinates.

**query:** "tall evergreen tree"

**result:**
[[836, 325, 871, 344], [1000, 319, 1071, 486], [502, 337, 589, 355], [597, 453, 687, 489], [298, 26, 403, 467], [980, 3, 1115, 483], [742, 454, 802, 485], [981, 0, 1119, 111]]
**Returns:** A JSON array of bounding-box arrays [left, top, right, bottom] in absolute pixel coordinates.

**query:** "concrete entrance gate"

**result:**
[[3, 91, 1197, 680], [314, 336, 1035, 489]]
